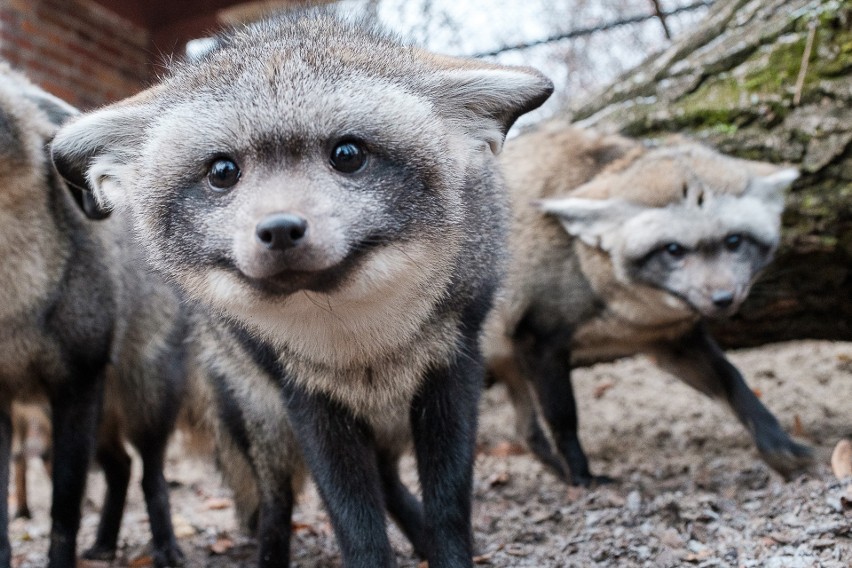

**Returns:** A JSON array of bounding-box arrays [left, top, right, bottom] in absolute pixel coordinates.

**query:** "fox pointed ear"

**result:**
[[745, 167, 797, 217], [535, 197, 643, 250], [420, 56, 553, 153], [51, 103, 152, 219]]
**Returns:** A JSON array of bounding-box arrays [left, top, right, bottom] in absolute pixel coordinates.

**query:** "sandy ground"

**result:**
[[7, 340, 852, 567]]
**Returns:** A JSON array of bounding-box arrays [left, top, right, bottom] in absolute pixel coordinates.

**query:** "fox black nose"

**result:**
[[711, 290, 735, 308], [256, 214, 308, 250]]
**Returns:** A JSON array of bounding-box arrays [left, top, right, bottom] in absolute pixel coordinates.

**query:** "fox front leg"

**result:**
[[281, 381, 395, 568], [652, 323, 813, 479], [513, 316, 611, 487]]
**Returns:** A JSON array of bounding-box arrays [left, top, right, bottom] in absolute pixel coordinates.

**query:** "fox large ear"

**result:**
[[51, 102, 152, 219], [744, 167, 797, 217], [419, 55, 553, 153], [535, 197, 644, 251]]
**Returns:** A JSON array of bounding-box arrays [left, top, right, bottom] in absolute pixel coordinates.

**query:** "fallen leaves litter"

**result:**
[[172, 513, 196, 539], [487, 471, 510, 487], [128, 555, 154, 567], [485, 441, 527, 458], [204, 497, 233, 510], [593, 380, 615, 399], [209, 537, 235, 555], [830, 439, 852, 480], [792, 414, 805, 438]]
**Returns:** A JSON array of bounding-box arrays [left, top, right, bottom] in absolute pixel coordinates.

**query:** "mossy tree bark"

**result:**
[[568, 0, 852, 347]]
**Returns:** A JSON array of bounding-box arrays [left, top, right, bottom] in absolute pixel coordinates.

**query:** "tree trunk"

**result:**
[[567, 0, 852, 347]]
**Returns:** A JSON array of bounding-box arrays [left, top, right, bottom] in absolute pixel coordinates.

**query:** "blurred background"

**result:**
[[1, 0, 849, 344], [0, 0, 710, 118]]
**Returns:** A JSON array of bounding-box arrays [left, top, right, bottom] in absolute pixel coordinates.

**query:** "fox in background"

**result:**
[[482, 123, 811, 486], [0, 63, 190, 568]]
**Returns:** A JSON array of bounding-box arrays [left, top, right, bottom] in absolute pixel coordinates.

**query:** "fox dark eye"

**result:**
[[663, 242, 687, 258], [329, 140, 367, 173], [724, 234, 743, 251], [208, 158, 240, 191]]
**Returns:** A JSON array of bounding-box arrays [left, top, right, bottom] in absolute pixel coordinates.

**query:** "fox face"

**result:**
[[51, 12, 552, 372], [538, 144, 798, 319]]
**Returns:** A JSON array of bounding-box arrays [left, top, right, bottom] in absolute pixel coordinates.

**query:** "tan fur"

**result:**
[[483, 122, 806, 481], [485, 124, 790, 364]]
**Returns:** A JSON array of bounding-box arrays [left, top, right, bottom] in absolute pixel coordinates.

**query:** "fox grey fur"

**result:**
[[0, 63, 188, 568], [51, 10, 552, 568], [482, 123, 810, 486]]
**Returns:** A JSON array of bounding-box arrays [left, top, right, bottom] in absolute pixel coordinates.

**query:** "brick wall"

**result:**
[[0, 0, 151, 109]]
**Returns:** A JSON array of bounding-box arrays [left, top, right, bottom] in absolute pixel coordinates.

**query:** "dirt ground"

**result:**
[[7, 339, 852, 567]]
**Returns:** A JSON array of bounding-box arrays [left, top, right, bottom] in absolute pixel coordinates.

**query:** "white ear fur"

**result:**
[[536, 197, 644, 250], [185, 36, 221, 61], [51, 104, 151, 211], [745, 167, 797, 216], [428, 66, 553, 154]]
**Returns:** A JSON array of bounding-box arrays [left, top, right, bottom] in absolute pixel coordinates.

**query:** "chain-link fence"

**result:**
[[336, 0, 715, 123]]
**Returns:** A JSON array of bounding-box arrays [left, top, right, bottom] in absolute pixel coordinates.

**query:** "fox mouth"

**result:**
[[231, 236, 386, 296]]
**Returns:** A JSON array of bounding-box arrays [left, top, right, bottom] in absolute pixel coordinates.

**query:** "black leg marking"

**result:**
[[377, 450, 427, 558], [653, 324, 813, 478], [0, 407, 13, 568], [281, 383, 394, 568], [138, 444, 185, 567], [410, 332, 482, 568], [513, 318, 609, 487], [257, 486, 294, 568], [48, 375, 103, 568], [84, 440, 131, 561]]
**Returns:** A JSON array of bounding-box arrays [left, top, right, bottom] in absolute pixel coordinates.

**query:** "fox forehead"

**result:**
[[574, 146, 754, 205], [145, 75, 436, 159], [619, 192, 781, 259]]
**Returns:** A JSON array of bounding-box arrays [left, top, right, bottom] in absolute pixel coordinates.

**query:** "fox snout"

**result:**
[[234, 209, 347, 282], [693, 286, 745, 319], [255, 213, 309, 251]]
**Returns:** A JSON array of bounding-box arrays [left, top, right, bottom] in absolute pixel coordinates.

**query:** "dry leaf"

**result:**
[[752, 387, 762, 398], [565, 485, 585, 502], [209, 537, 235, 555], [487, 441, 526, 458], [487, 471, 510, 487], [831, 439, 852, 480], [128, 555, 154, 567], [684, 549, 713, 562], [792, 414, 805, 438], [473, 552, 493, 564], [204, 497, 233, 510], [593, 381, 614, 399], [78, 559, 112, 568], [172, 514, 196, 538]]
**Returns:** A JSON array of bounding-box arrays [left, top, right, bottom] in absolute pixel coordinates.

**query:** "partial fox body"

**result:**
[[0, 63, 188, 568], [52, 10, 552, 568], [483, 123, 810, 486]]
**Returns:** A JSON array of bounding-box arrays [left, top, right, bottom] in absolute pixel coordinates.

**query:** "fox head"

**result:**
[[537, 143, 798, 319], [50, 11, 552, 320]]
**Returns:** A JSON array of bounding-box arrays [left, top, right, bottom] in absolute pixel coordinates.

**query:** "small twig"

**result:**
[[793, 20, 817, 106], [650, 0, 672, 39], [470, 0, 714, 58]]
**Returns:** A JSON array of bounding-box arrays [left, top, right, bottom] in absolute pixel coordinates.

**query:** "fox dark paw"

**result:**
[[152, 542, 186, 568], [760, 439, 814, 480], [82, 545, 117, 561], [570, 472, 615, 488]]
